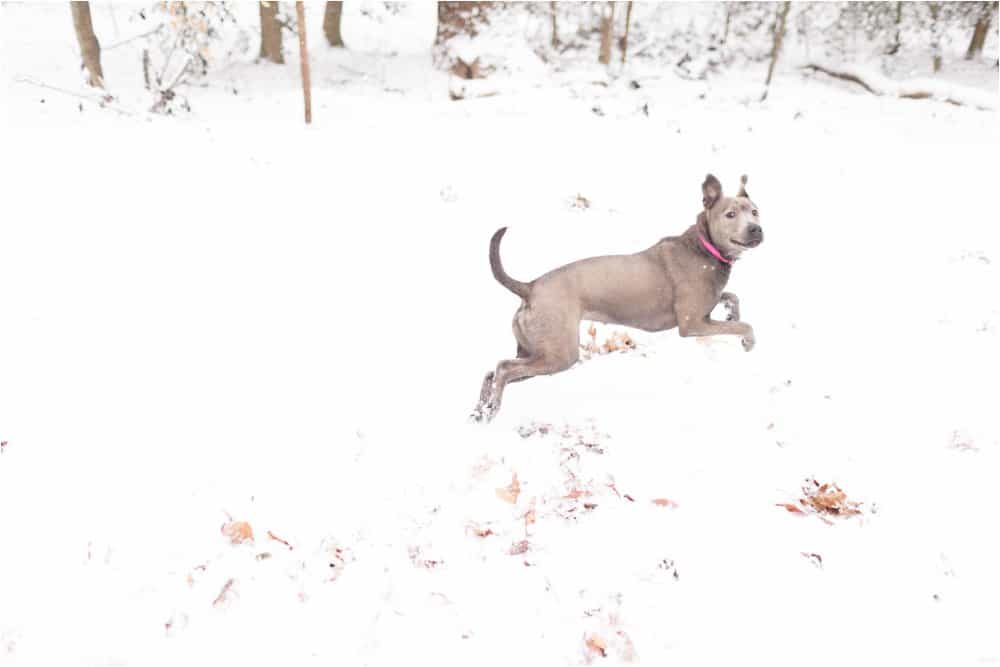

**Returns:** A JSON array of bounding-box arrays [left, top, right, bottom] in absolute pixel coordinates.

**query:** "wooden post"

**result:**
[[295, 1, 311, 124]]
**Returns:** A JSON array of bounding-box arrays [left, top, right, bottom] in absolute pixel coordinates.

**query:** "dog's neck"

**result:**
[[688, 214, 735, 268]]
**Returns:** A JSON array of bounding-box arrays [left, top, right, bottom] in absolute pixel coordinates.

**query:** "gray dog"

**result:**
[[472, 173, 763, 422]]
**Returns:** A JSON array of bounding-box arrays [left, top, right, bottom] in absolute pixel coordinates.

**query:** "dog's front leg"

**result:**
[[719, 292, 740, 322], [678, 315, 755, 351]]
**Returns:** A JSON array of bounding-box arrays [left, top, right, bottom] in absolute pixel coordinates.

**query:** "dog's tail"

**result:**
[[490, 227, 531, 299]]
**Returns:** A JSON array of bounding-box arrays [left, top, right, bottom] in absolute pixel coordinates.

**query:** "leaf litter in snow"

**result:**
[[947, 429, 979, 453], [220, 519, 254, 545], [580, 323, 636, 360], [495, 472, 521, 504], [581, 601, 639, 664], [777, 478, 864, 524], [569, 193, 591, 210]]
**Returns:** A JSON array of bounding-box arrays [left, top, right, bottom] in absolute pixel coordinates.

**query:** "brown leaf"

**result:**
[[651, 498, 678, 508], [466, 522, 495, 538], [798, 478, 863, 518], [509, 540, 529, 555], [523, 498, 537, 527], [776, 503, 805, 514], [496, 473, 521, 504], [801, 552, 823, 568], [624, 494, 635, 502], [220, 521, 254, 545], [564, 488, 592, 499], [585, 633, 608, 657]]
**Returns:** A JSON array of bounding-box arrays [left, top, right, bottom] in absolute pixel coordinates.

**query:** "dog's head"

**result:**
[[700, 173, 762, 259]]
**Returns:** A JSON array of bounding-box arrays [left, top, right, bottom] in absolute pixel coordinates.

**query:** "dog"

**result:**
[[472, 173, 763, 422]]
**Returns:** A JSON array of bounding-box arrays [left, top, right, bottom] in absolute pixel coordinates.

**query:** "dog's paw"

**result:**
[[741, 335, 756, 352], [469, 402, 498, 424], [725, 308, 741, 322]]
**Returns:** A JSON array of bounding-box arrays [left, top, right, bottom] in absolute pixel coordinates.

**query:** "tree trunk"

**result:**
[[70, 2, 104, 88], [760, 1, 791, 101], [929, 2, 942, 72], [620, 2, 633, 65], [965, 4, 994, 59], [722, 3, 732, 45], [598, 2, 615, 65], [295, 1, 311, 123], [886, 1, 902, 55], [550, 1, 559, 49], [259, 1, 284, 64], [323, 1, 344, 47]]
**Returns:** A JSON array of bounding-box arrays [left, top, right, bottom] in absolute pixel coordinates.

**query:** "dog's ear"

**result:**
[[737, 174, 749, 198], [702, 174, 722, 210]]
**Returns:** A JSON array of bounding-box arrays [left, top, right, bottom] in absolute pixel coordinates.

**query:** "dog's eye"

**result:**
[[752, 209, 758, 217], [725, 211, 736, 219]]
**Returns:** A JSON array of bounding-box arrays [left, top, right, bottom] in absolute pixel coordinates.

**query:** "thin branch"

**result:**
[[12, 76, 134, 117], [801, 63, 876, 94], [104, 25, 163, 51]]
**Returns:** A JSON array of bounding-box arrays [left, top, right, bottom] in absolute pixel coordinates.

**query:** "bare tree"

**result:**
[[722, 2, 733, 45], [966, 2, 996, 59], [598, 2, 615, 65], [760, 1, 791, 101], [886, 1, 903, 55], [928, 2, 942, 72], [550, 1, 559, 50], [323, 1, 344, 47], [620, 1, 633, 65], [259, 1, 284, 64], [295, 1, 311, 123], [70, 1, 104, 88]]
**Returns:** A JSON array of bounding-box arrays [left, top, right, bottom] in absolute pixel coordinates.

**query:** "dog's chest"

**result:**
[[698, 261, 731, 300]]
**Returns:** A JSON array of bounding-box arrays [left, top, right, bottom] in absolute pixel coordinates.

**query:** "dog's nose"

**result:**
[[748, 224, 763, 239]]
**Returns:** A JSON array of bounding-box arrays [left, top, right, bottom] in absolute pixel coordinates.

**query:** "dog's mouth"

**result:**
[[731, 238, 761, 249]]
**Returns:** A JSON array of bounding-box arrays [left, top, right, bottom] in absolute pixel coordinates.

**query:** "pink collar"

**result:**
[[698, 234, 731, 265]]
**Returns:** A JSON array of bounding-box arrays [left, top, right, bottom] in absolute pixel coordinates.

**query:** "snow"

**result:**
[[2, 3, 999, 666]]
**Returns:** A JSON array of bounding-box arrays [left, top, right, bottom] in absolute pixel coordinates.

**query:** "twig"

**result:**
[[164, 54, 193, 93], [11, 76, 134, 117], [212, 578, 235, 607], [267, 530, 293, 550], [104, 25, 163, 51], [158, 42, 178, 87]]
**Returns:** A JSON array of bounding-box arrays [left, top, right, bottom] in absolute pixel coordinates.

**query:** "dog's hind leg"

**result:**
[[470, 371, 496, 422], [481, 356, 562, 422], [483, 338, 579, 422]]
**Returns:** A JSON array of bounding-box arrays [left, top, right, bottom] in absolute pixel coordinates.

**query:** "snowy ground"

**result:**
[[2, 3, 999, 666]]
